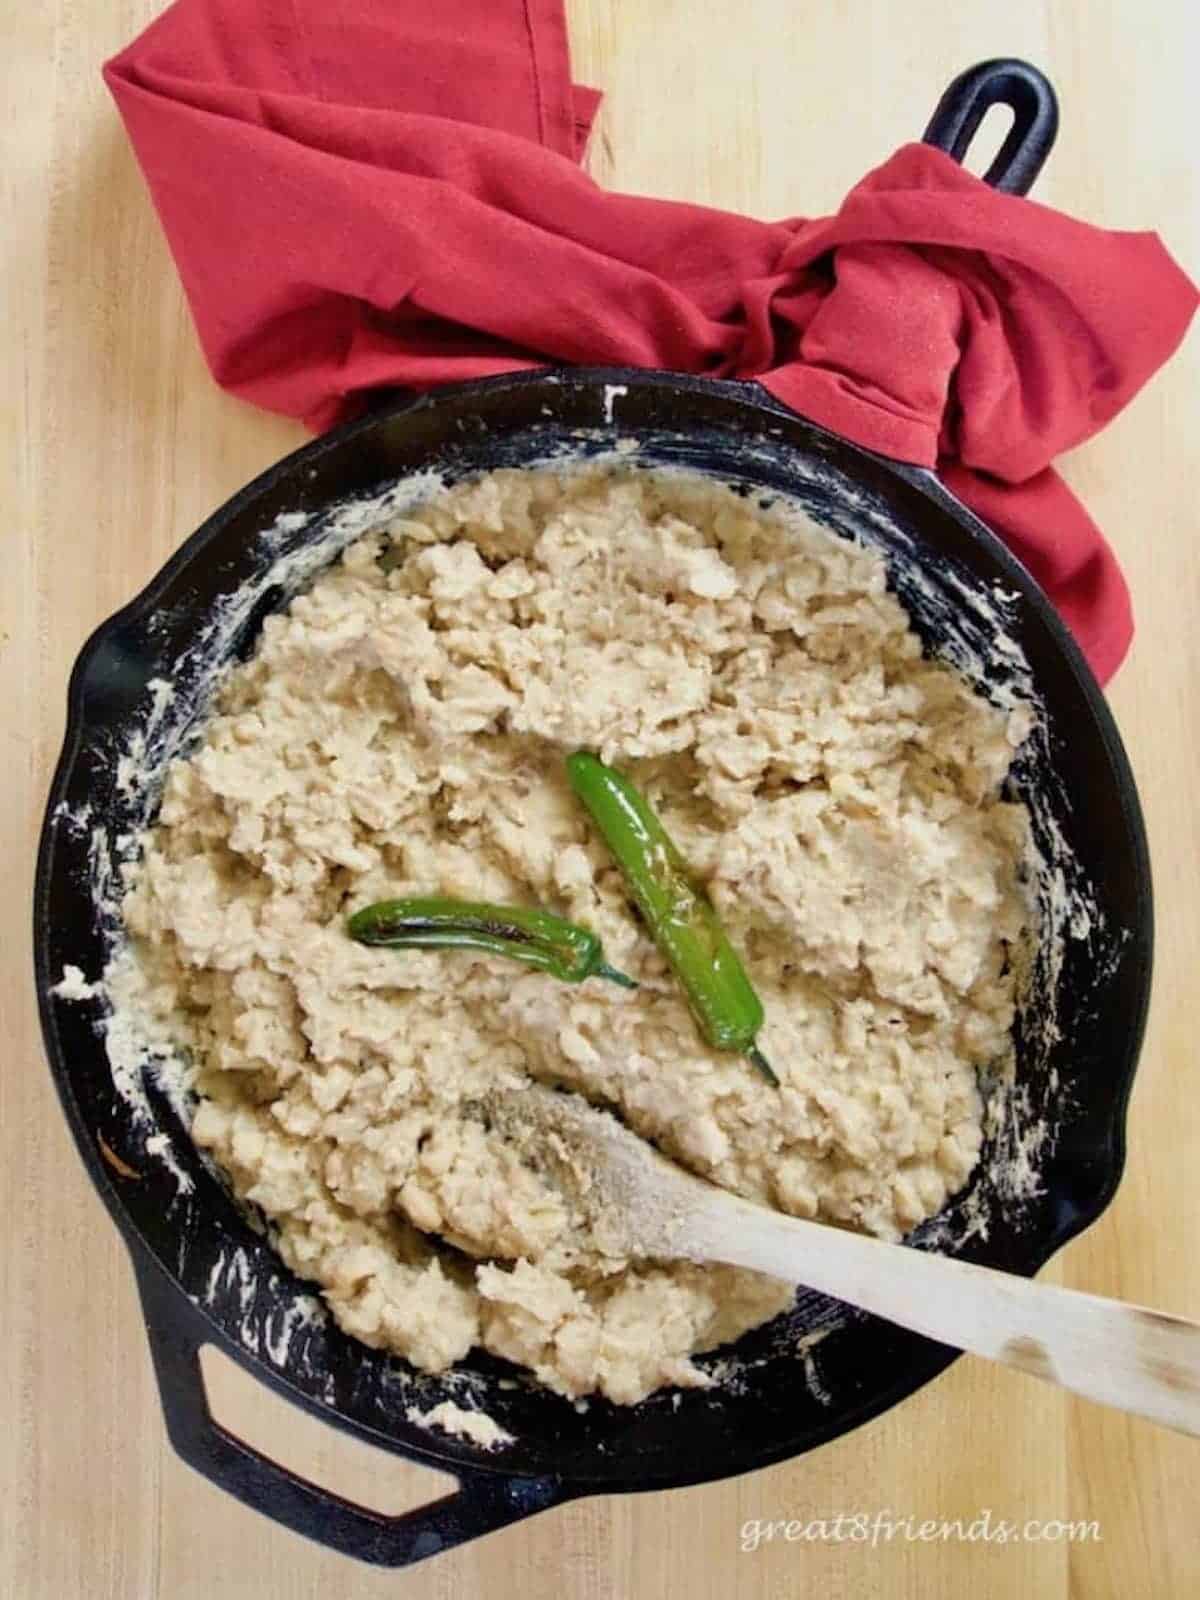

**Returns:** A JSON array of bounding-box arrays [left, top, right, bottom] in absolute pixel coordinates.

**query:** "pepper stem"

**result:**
[[595, 963, 639, 990], [746, 1045, 780, 1088]]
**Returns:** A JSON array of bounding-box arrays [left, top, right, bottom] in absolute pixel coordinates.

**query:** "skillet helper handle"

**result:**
[[923, 58, 1059, 194], [131, 1254, 568, 1568]]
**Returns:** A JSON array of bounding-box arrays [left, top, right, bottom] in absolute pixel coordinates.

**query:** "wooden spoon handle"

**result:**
[[689, 1192, 1200, 1436]]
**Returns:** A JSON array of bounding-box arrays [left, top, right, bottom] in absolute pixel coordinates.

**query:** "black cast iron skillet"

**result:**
[[35, 60, 1150, 1568]]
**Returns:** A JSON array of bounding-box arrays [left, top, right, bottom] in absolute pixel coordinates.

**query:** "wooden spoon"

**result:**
[[488, 1084, 1200, 1436]]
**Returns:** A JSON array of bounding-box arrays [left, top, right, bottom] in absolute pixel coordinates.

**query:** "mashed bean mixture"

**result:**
[[123, 468, 1032, 1405]]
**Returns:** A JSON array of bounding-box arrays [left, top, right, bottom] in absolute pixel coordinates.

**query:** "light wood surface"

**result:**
[[2, 1, 1196, 1595]]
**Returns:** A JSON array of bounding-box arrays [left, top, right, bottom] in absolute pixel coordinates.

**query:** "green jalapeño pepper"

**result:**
[[566, 752, 779, 1087], [347, 897, 638, 990]]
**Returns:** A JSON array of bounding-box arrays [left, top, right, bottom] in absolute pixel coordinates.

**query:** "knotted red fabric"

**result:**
[[104, 0, 1197, 683]]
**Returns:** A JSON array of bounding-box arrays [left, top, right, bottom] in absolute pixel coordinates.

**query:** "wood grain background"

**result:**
[[3, 1, 1197, 1594]]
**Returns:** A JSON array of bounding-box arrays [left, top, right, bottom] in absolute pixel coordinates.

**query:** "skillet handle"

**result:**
[[131, 1252, 569, 1568], [922, 58, 1059, 194]]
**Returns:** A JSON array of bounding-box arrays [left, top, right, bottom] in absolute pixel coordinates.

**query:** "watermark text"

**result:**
[[740, 1509, 1101, 1552]]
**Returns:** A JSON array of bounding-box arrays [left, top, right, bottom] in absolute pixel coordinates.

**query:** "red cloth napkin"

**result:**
[[104, 0, 1197, 683]]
